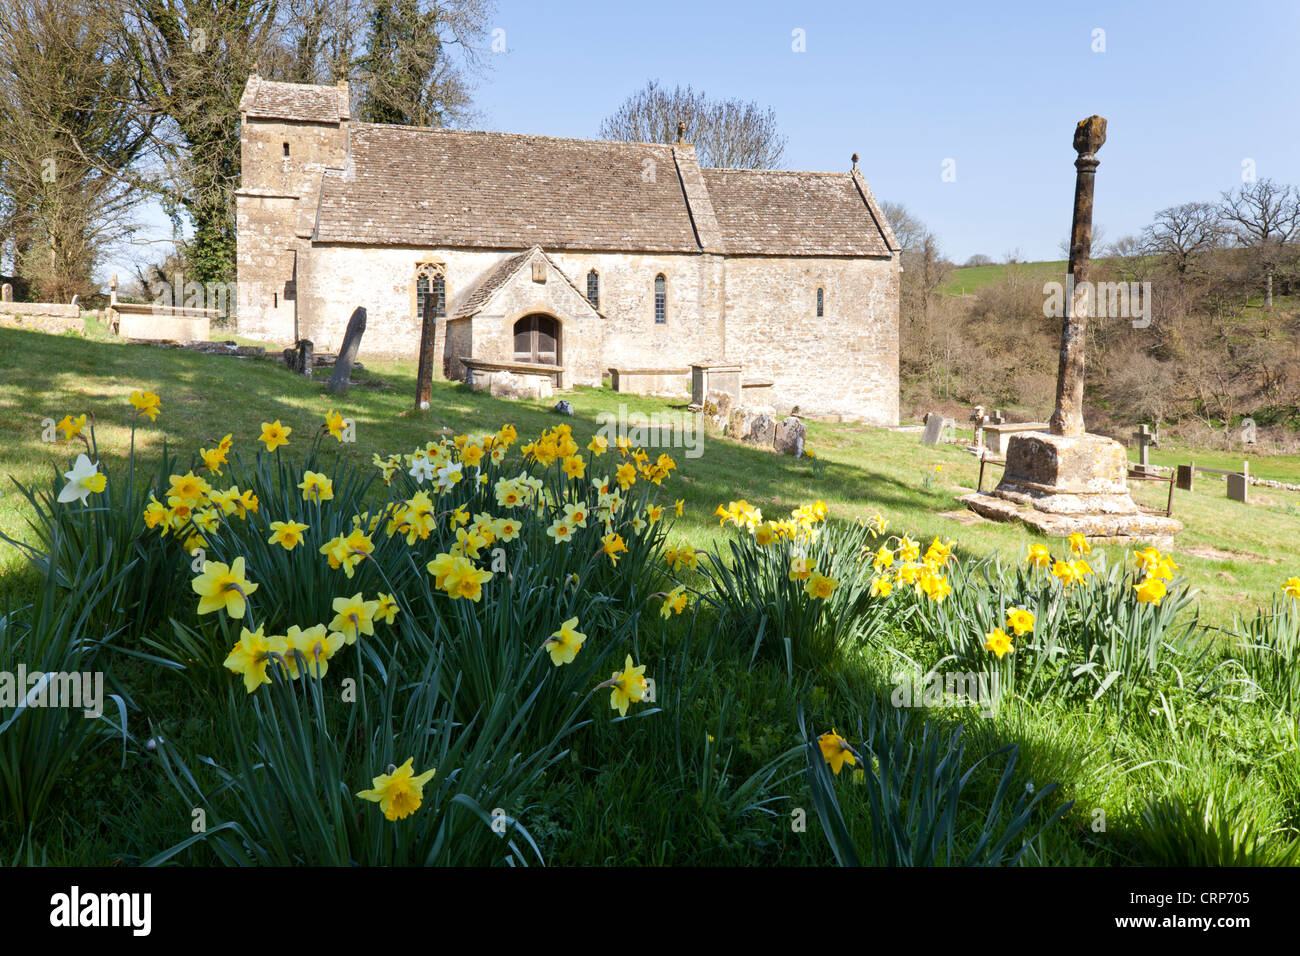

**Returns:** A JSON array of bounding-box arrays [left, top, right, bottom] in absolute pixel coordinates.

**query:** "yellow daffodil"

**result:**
[[1134, 576, 1167, 606], [1284, 577, 1300, 601], [298, 470, 334, 503], [1006, 607, 1035, 636], [223, 625, 274, 692], [268, 519, 309, 550], [56, 413, 86, 441], [1026, 543, 1051, 569], [660, 585, 690, 618], [607, 654, 648, 716], [192, 557, 258, 619], [805, 570, 838, 600], [259, 419, 292, 451], [375, 592, 400, 625], [818, 729, 857, 775], [545, 617, 587, 666], [1068, 532, 1091, 556], [129, 390, 162, 420], [601, 532, 628, 566], [325, 409, 346, 441], [442, 557, 493, 601], [356, 757, 437, 821], [984, 627, 1014, 659], [329, 592, 379, 643]]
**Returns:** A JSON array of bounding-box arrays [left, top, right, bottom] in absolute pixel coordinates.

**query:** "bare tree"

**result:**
[[1219, 179, 1300, 307], [1140, 201, 1224, 276], [0, 0, 153, 300], [599, 80, 786, 169]]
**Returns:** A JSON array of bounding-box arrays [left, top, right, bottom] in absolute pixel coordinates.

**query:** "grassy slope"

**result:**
[[2, 325, 1297, 625], [938, 259, 1068, 296]]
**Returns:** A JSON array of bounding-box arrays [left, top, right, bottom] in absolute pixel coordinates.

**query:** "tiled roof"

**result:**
[[240, 77, 349, 124], [452, 247, 603, 320], [700, 168, 893, 256], [314, 125, 703, 252]]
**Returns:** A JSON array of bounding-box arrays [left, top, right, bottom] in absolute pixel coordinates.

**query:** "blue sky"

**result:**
[[109, 0, 1300, 280]]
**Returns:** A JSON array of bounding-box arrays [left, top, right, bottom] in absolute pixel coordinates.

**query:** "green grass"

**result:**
[[2, 326, 1297, 625], [2, 325, 1297, 869], [938, 259, 1068, 296]]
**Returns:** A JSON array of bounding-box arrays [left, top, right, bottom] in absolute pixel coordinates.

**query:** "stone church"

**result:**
[[235, 76, 900, 423]]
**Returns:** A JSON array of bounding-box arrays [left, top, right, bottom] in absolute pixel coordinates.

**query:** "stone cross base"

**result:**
[[961, 431, 1181, 549]]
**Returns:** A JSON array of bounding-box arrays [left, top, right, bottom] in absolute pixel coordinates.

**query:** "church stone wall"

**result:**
[[236, 116, 347, 343], [721, 254, 899, 425]]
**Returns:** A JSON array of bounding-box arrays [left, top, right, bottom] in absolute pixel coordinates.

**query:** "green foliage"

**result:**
[[801, 705, 1073, 867], [1135, 786, 1300, 866]]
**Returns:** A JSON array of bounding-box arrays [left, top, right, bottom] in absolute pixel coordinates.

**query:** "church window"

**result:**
[[283, 142, 290, 157], [416, 265, 447, 321], [654, 274, 666, 324], [816, 287, 824, 317], [587, 269, 600, 310]]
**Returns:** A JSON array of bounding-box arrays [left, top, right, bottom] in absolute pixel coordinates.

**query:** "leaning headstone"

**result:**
[[1175, 463, 1195, 492], [922, 413, 947, 446], [774, 416, 806, 456], [329, 308, 366, 395], [726, 405, 777, 446], [1, 283, 11, 303]]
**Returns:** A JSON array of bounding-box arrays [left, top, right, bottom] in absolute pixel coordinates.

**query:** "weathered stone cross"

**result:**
[[1048, 115, 1107, 438], [1132, 423, 1158, 472], [969, 404, 988, 450]]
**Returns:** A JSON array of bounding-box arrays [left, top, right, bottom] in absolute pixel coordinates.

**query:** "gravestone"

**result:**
[[1, 283, 11, 303], [1176, 463, 1195, 492], [992, 409, 1006, 425], [969, 405, 988, 451], [922, 413, 949, 446], [1132, 424, 1158, 474], [1227, 461, 1250, 503], [774, 416, 806, 456], [329, 307, 366, 395], [283, 339, 314, 377]]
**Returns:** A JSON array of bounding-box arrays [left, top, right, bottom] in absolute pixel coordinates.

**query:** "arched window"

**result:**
[[416, 265, 446, 321], [653, 274, 666, 324], [586, 269, 600, 310], [816, 287, 824, 317]]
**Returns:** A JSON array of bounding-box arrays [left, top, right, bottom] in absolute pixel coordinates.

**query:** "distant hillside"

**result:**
[[938, 259, 1068, 296]]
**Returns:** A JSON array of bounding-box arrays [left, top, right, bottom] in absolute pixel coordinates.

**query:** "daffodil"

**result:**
[[375, 592, 400, 625], [273, 624, 343, 679], [259, 419, 292, 451], [1006, 607, 1035, 636], [442, 557, 493, 601], [818, 729, 857, 775], [57, 453, 107, 504], [1134, 576, 1167, 605], [601, 532, 628, 566], [1026, 544, 1051, 569], [356, 757, 437, 821], [984, 627, 1014, 658], [1284, 577, 1300, 601], [192, 557, 258, 618], [56, 413, 86, 441], [660, 585, 690, 618], [298, 470, 334, 503], [1068, 532, 1091, 556], [223, 625, 274, 692], [545, 617, 587, 666], [607, 654, 648, 716], [805, 571, 838, 600], [268, 519, 309, 550], [325, 409, 346, 441], [129, 390, 162, 420], [329, 592, 379, 643]]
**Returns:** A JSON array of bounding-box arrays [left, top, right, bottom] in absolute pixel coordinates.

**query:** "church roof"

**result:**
[[452, 246, 604, 320], [314, 125, 704, 253], [276, 104, 895, 257], [700, 168, 893, 257], [240, 77, 350, 124]]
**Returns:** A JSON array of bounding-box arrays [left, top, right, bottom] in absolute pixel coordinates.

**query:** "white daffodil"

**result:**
[[408, 452, 435, 484], [58, 453, 106, 504]]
